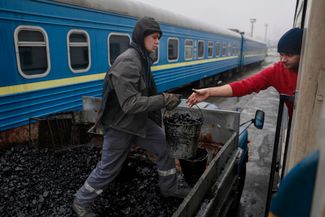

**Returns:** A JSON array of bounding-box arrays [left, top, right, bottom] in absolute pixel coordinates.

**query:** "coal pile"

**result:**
[[0, 144, 182, 217]]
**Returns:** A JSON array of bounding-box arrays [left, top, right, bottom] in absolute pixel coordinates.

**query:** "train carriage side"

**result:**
[[0, 0, 137, 131], [152, 27, 242, 92], [0, 0, 243, 132], [242, 36, 267, 66]]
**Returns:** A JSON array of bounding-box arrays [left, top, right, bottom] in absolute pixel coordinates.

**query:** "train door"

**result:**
[[290, 0, 325, 215], [266, 0, 325, 216]]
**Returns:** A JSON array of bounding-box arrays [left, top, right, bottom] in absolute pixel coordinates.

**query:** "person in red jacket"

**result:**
[[187, 28, 303, 117]]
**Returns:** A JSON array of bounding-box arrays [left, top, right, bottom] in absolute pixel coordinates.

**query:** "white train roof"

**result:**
[[244, 35, 267, 44], [54, 0, 241, 39]]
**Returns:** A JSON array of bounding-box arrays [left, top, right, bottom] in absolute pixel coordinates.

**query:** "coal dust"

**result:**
[[0, 144, 182, 217]]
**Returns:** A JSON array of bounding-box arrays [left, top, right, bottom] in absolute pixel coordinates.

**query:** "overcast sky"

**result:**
[[135, 0, 296, 46]]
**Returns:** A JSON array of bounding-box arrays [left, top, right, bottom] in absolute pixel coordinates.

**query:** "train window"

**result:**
[[222, 43, 227, 56], [228, 43, 232, 56], [215, 42, 221, 57], [68, 30, 91, 73], [198, 40, 204, 59], [14, 26, 50, 78], [208, 41, 213, 58], [185, 39, 193, 60], [151, 45, 159, 64], [234, 47, 237, 56], [168, 38, 178, 61], [108, 33, 130, 65]]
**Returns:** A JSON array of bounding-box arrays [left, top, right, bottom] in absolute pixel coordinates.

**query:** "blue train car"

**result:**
[[0, 0, 266, 131], [242, 36, 267, 65]]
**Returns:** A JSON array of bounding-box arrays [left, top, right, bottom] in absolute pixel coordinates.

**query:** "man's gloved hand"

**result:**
[[162, 93, 182, 110]]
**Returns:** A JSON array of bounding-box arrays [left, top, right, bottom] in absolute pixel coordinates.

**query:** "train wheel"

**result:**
[[222, 70, 233, 80]]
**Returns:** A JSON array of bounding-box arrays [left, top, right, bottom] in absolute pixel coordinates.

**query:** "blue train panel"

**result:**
[[242, 36, 267, 65], [0, 0, 266, 131], [153, 57, 240, 92]]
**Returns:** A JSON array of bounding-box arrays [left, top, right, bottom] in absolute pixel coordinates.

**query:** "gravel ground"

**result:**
[[0, 144, 182, 217]]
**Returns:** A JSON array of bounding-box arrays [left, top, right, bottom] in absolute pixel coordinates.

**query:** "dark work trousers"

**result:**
[[75, 119, 177, 206]]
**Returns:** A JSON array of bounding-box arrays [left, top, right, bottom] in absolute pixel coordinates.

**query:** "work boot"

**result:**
[[72, 199, 97, 217], [161, 183, 192, 198]]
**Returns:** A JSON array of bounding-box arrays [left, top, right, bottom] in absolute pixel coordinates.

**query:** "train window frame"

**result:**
[[14, 25, 51, 79], [184, 39, 193, 60], [228, 43, 232, 56], [67, 29, 91, 73], [197, 40, 205, 59], [167, 37, 179, 62], [215, 42, 221, 57], [108, 33, 131, 66], [152, 45, 159, 64], [222, 43, 227, 56], [208, 41, 213, 58], [193, 40, 198, 59]]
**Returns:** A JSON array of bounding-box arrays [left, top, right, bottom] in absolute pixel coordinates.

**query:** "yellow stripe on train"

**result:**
[[0, 56, 239, 96], [151, 56, 238, 71], [0, 73, 106, 96]]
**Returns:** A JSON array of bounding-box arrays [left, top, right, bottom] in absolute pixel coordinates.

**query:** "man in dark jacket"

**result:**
[[72, 17, 189, 217]]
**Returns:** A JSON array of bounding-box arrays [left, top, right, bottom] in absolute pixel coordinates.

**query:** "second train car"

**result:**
[[0, 0, 267, 131]]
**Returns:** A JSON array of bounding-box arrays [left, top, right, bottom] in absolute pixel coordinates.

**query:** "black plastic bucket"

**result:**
[[163, 107, 203, 159], [179, 148, 208, 186]]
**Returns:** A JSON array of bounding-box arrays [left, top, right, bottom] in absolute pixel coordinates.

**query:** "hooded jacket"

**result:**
[[93, 17, 164, 137]]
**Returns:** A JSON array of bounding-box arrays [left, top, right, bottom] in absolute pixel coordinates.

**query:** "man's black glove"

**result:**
[[162, 93, 182, 110]]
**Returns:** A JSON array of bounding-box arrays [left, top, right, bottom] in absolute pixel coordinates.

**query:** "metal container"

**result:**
[[163, 106, 203, 159]]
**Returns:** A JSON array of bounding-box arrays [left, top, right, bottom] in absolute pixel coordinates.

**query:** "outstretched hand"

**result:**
[[186, 88, 209, 107]]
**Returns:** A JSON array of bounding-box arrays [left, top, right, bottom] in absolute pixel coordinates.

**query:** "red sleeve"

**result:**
[[230, 65, 275, 97]]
